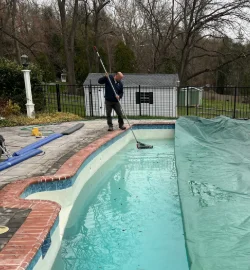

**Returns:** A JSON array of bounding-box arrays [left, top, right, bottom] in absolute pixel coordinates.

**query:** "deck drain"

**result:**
[[0, 226, 9, 234]]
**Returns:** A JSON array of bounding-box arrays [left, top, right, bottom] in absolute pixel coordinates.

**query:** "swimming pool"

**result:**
[[24, 124, 189, 270], [4, 116, 250, 270], [51, 139, 188, 270]]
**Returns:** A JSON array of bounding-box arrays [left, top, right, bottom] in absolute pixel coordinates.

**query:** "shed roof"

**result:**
[[83, 73, 179, 87]]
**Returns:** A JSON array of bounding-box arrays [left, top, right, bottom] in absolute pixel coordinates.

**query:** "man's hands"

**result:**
[[116, 95, 120, 100], [105, 72, 109, 78]]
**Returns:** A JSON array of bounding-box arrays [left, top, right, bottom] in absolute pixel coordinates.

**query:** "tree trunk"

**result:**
[[63, 35, 76, 89], [12, 0, 21, 64], [94, 11, 100, 72], [105, 36, 111, 72], [85, 24, 92, 72], [84, 9, 91, 72], [179, 42, 191, 86], [58, 0, 78, 88], [92, 0, 110, 72], [0, 21, 4, 58], [0, 1, 12, 58]]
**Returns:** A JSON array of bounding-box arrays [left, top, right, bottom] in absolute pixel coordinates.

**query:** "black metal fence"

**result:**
[[37, 84, 250, 119], [35, 84, 85, 117]]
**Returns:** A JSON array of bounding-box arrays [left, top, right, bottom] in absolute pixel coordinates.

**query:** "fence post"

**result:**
[[56, 84, 61, 112], [139, 85, 141, 116], [176, 80, 180, 117], [233, 86, 237, 118], [89, 82, 94, 117], [187, 86, 189, 116]]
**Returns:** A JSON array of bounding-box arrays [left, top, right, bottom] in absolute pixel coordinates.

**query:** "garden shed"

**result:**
[[83, 73, 179, 118]]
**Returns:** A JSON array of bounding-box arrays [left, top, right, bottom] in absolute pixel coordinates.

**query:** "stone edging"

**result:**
[[0, 122, 174, 269]]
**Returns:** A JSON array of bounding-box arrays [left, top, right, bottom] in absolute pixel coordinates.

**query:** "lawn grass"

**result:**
[[0, 112, 83, 127], [178, 99, 250, 119], [40, 84, 250, 119], [43, 92, 250, 120], [44, 92, 85, 117]]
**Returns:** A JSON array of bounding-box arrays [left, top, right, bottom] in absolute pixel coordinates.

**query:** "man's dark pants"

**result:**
[[105, 100, 124, 128]]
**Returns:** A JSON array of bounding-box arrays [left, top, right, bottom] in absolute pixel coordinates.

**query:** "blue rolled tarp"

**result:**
[[13, 133, 63, 156], [0, 148, 43, 171]]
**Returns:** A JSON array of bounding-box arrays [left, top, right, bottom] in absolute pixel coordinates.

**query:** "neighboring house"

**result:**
[[83, 73, 180, 118]]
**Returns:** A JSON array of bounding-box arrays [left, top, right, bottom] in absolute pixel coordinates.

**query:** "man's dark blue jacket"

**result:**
[[98, 75, 123, 102]]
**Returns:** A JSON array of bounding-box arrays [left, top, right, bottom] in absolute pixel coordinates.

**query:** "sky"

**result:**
[[34, 0, 250, 42], [36, 0, 53, 5]]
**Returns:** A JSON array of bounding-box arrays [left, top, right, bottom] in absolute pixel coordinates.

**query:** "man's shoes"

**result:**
[[108, 126, 126, 131]]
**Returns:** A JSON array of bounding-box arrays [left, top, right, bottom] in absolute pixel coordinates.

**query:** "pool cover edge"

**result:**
[[175, 116, 250, 270]]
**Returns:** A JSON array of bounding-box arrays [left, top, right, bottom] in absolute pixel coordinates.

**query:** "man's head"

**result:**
[[114, 72, 124, 82]]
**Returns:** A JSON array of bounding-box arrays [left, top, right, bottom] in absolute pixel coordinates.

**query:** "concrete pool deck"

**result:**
[[0, 119, 175, 270], [0, 119, 174, 188], [0, 120, 107, 189]]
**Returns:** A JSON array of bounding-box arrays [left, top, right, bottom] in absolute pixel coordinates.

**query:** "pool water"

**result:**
[[52, 139, 189, 270]]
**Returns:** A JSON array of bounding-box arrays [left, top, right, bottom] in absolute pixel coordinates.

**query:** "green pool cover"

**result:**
[[175, 116, 250, 270]]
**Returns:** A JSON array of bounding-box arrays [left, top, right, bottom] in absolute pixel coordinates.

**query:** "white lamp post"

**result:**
[[21, 55, 35, 118]]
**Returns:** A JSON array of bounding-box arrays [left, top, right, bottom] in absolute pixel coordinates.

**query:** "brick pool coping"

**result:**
[[0, 122, 175, 269]]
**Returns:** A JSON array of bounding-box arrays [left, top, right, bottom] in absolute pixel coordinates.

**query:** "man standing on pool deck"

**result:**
[[98, 72, 126, 131]]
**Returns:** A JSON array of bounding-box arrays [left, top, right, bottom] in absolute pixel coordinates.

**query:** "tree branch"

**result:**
[[188, 52, 250, 81], [0, 27, 37, 59], [96, 0, 110, 13], [193, 45, 225, 56]]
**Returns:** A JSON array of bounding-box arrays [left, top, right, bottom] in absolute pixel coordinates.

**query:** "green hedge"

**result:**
[[0, 58, 46, 113]]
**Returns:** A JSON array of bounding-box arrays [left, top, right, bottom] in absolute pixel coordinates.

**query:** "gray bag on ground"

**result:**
[[0, 135, 5, 158]]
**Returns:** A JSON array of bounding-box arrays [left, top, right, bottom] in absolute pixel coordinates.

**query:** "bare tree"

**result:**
[[124, 0, 250, 85], [58, 0, 79, 86], [79, 0, 92, 71], [11, 0, 20, 63], [0, 0, 47, 61], [78, 0, 112, 73], [0, 0, 14, 58], [92, 0, 110, 71], [132, 0, 182, 73], [1, 0, 250, 87], [112, 0, 147, 71], [176, 0, 250, 85]]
